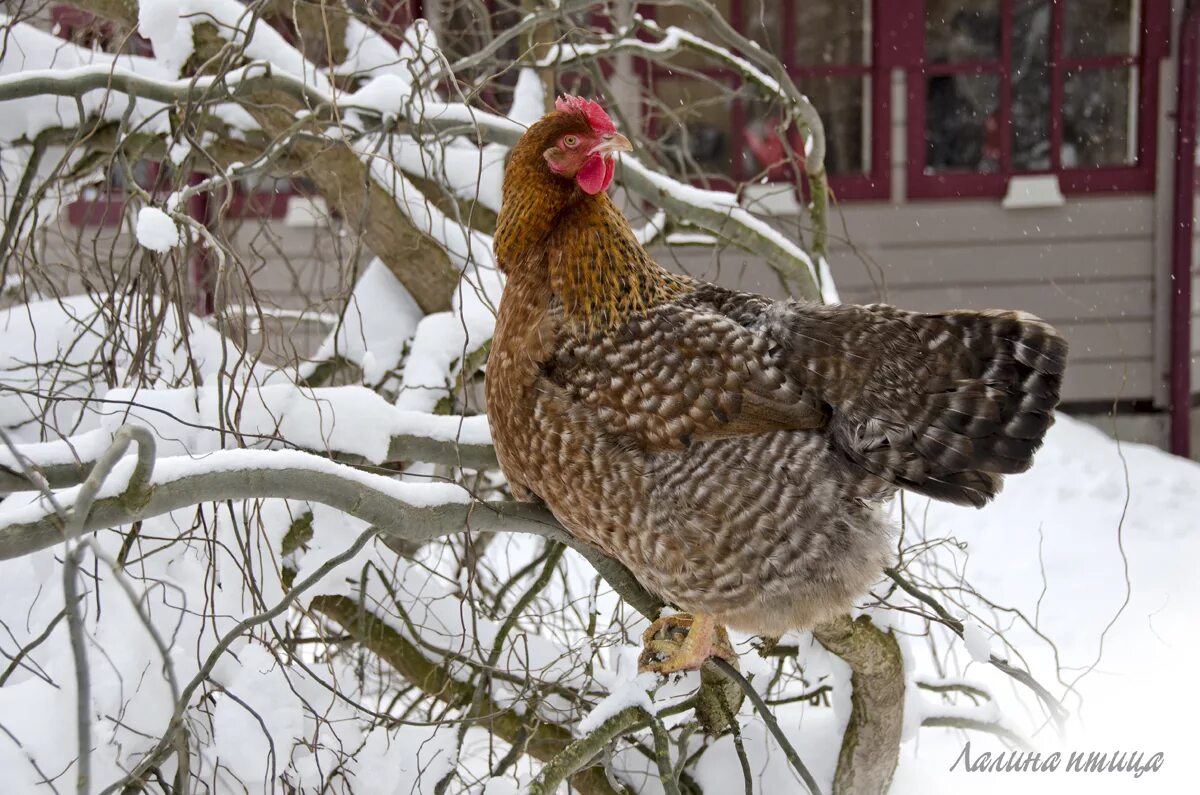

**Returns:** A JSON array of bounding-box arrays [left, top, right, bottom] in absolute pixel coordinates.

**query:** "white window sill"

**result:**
[[1001, 174, 1066, 209]]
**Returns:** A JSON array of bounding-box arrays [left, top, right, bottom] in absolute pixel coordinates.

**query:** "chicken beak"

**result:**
[[590, 132, 633, 157]]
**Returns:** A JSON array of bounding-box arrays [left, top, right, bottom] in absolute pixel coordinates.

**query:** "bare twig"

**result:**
[[710, 659, 823, 795]]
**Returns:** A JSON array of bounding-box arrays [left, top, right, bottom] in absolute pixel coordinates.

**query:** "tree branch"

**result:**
[[810, 615, 904, 795], [311, 592, 626, 795]]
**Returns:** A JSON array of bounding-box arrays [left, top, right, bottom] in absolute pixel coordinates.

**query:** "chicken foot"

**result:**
[[638, 612, 738, 674]]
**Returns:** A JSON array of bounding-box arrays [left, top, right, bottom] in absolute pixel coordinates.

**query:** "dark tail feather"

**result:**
[[837, 308, 1067, 507]]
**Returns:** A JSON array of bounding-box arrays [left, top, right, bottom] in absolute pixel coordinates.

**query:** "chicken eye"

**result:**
[[562, 135, 580, 149]]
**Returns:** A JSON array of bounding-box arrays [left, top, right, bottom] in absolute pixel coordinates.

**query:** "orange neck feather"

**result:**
[[495, 135, 690, 328]]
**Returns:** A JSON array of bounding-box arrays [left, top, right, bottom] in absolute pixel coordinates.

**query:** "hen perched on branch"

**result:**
[[487, 96, 1067, 673]]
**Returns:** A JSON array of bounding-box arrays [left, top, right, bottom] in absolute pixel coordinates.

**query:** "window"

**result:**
[[644, 0, 890, 200], [909, 0, 1169, 198]]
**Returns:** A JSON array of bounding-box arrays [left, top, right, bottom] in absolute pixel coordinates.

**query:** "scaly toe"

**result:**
[[641, 614, 693, 645], [638, 613, 730, 674]]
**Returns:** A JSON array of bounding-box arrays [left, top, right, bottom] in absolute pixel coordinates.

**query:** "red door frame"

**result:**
[[1170, 1, 1200, 457]]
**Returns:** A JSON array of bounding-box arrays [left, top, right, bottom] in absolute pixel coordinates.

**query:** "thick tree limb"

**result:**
[[0, 443, 664, 621], [811, 615, 905, 795], [0, 424, 498, 496], [312, 594, 625, 795]]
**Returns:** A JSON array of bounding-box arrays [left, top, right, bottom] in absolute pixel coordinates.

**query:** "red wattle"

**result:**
[[575, 155, 608, 195]]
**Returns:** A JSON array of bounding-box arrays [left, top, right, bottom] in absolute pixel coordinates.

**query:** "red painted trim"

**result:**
[[1049, 0, 1065, 171], [374, 0, 423, 48], [923, 60, 1006, 76], [1060, 54, 1139, 68], [877, 0, 922, 68], [999, 0, 1014, 174], [67, 194, 126, 226], [1170, 2, 1199, 457], [188, 174, 214, 316], [907, 0, 1164, 201], [792, 64, 874, 78]]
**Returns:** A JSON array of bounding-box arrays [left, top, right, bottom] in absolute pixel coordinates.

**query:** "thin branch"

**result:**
[[885, 567, 1068, 728], [99, 525, 381, 794], [649, 713, 682, 795], [710, 659, 823, 795], [921, 715, 1034, 752]]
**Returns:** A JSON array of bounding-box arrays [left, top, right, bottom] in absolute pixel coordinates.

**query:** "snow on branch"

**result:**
[[0, 424, 660, 611], [0, 385, 497, 495]]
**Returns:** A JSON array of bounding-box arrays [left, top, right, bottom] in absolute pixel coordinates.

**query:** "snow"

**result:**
[[0, 444, 472, 533], [961, 619, 995, 664], [665, 231, 718, 246], [577, 671, 657, 733], [0, 21, 174, 143], [0, 294, 232, 440], [301, 259, 423, 385], [625, 156, 817, 279], [73, 382, 491, 464], [337, 19, 413, 80], [342, 74, 412, 119], [886, 417, 1200, 794], [211, 643, 304, 784], [817, 254, 841, 304], [0, 428, 112, 470], [135, 206, 182, 252], [634, 210, 667, 245], [508, 68, 546, 126], [137, 0, 188, 72]]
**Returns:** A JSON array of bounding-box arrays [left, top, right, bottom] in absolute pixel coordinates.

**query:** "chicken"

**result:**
[[486, 96, 1067, 673]]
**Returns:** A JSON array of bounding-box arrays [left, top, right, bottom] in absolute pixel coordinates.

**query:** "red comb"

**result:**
[[555, 95, 617, 134]]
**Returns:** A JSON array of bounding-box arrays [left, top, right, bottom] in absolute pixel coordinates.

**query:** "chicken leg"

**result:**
[[638, 613, 737, 674]]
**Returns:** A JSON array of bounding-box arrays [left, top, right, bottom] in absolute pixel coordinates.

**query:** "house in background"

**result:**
[[54, 0, 1200, 460]]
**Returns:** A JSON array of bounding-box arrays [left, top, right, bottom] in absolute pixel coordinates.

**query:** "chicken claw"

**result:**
[[638, 613, 737, 674]]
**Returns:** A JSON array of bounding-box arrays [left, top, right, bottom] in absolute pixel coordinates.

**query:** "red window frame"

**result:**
[[903, 0, 1170, 200], [642, 0, 891, 201]]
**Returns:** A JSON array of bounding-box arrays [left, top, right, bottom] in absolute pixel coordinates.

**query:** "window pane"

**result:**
[[795, 0, 870, 66], [1011, 0, 1052, 170], [744, 75, 868, 178], [742, 0, 784, 57], [655, 0, 733, 69], [649, 78, 736, 182], [926, 0, 1001, 63], [1062, 67, 1137, 167], [925, 73, 1001, 172], [1064, 0, 1137, 57]]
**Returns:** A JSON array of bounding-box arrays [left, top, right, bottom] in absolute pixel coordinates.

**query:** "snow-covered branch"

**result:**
[[0, 428, 662, 609]]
